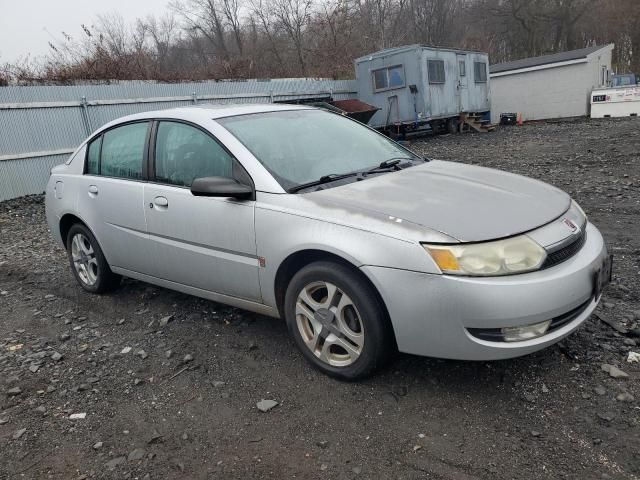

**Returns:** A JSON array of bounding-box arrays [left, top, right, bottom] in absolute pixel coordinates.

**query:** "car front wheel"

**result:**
[[284, 261, 392, 380], [66, 223, 121, 293]]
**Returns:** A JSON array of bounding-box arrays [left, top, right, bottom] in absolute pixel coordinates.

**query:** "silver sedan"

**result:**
[[45, 104, 612, 379]]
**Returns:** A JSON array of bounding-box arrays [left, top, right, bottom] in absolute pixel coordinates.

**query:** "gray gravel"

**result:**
[[1, 117, 639, 479]]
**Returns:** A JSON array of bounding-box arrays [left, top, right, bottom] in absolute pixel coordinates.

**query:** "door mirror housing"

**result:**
[[190, 176, 253, 200]]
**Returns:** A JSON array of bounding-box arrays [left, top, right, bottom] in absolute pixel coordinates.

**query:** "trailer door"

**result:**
[[456, 54, 470, 113]]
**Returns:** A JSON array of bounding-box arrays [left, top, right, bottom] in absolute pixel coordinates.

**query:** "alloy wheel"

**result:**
[[295, 281, 365, 367], [71, 233, 99, 286]]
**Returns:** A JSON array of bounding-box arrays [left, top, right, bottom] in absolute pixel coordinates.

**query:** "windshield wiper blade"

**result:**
[[288, 172, 360, 193], [379, 158, 403, 169], [289, 157, 418, 193], [364, 157, 414, 175]]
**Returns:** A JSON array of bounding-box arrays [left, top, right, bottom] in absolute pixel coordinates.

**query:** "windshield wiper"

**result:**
[[288, 172, 361, 193], [364, 157, 414, 175], [289, 157, 418, 193]]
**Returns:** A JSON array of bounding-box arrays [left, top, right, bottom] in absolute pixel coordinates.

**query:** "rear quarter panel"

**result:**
[[45, 146, 86, 247]]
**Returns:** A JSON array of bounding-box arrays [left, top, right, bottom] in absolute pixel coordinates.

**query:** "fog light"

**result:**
[[501, 320, 551, 342]]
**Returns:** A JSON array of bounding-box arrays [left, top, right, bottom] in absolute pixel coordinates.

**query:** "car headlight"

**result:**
[[423, 235, 547, 276]]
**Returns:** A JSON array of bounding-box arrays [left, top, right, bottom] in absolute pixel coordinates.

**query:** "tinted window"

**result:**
[[428, 60, 445, 84], [86, 137, 101, 174], [474, 62, 487, 82], [459, 60, 466, 77], [100, 122, 148, 179], [155, 121, 233, 187]]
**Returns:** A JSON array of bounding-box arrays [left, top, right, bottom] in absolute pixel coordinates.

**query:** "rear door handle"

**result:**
[[88, 185, 98, 195], [153, 196, 169, 208]]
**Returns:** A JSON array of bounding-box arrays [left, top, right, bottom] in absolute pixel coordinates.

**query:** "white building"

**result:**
[[489, 44, 614, 123]]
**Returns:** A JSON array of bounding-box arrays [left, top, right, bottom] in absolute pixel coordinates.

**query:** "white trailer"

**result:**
[[591, 85, 640, 118]]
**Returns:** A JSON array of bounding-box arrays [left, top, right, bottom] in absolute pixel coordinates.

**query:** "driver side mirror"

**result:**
[[191, 176, 254, 200]]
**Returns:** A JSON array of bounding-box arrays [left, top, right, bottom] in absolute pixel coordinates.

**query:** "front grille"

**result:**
[[467, 297, 592, 342], [541, 229, 587, 270]]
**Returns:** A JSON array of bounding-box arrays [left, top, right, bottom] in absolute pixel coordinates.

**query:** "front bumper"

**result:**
[[362, 222, 608, 360]]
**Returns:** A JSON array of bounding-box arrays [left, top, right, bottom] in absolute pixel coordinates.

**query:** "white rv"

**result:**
[[591, 74, 640, 118]]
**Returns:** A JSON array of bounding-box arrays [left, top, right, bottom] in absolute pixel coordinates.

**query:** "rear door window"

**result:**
[[86, 137, 101, 175], [100, 122, 148, 180], [86, 122, 148, 179]]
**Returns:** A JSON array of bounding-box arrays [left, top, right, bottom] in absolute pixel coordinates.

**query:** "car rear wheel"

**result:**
[[284, 261, 391, 380], [66, 224, 121, 293]]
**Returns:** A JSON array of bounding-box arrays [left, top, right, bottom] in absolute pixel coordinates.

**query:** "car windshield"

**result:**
[[217, 109, 420, 190]]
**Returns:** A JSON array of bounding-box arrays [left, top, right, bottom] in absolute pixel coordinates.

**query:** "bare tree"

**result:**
[[5, 0, 638, 84], [248, 0, 287, 75], [272, 0, 314, 75], [172, 0, 232, 62], [221, 0, 245, 55], [141, 13, 180, 77], [408, 0, 461, 46]]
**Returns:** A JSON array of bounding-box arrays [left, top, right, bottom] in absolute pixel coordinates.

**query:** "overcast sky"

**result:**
[[0, 0, 169, 63]]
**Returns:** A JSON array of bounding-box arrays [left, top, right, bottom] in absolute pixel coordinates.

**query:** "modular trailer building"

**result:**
[[489, 44, 614, 123], [355, 45, 491, 134]]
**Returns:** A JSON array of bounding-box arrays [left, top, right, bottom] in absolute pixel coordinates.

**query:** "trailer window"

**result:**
[[388, 66, 404, 87], [428, 60, 445, 84], [459, 61, 466, 77], [373, 69, 388, 90], [372, 65, 405, 92], [474, 62, 487, 83]]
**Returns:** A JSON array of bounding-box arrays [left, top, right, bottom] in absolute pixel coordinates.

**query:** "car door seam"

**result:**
[[106, 222, 260, 262]]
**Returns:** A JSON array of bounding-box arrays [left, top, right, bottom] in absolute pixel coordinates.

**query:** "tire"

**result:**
[[66, 223, 121, 293], [284, 261, 392, 380]]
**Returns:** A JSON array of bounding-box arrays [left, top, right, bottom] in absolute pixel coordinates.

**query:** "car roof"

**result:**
[[95, 103, 313, 135]]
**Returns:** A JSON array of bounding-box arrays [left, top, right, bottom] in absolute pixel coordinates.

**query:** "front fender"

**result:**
[[255, 201, 440, 309]]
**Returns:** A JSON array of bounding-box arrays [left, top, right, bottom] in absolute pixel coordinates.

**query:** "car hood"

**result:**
[[306, 160, 571, 242]]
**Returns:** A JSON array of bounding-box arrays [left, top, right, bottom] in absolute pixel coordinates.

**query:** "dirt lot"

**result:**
[[1, 117, 639, 480]]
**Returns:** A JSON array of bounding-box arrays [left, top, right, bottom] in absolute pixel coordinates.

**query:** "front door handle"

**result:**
[[88, 185, 98, 196], [153, 196, 169, 208]]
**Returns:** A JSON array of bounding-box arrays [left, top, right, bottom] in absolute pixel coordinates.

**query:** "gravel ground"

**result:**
[[1, 117, 639, 480]]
